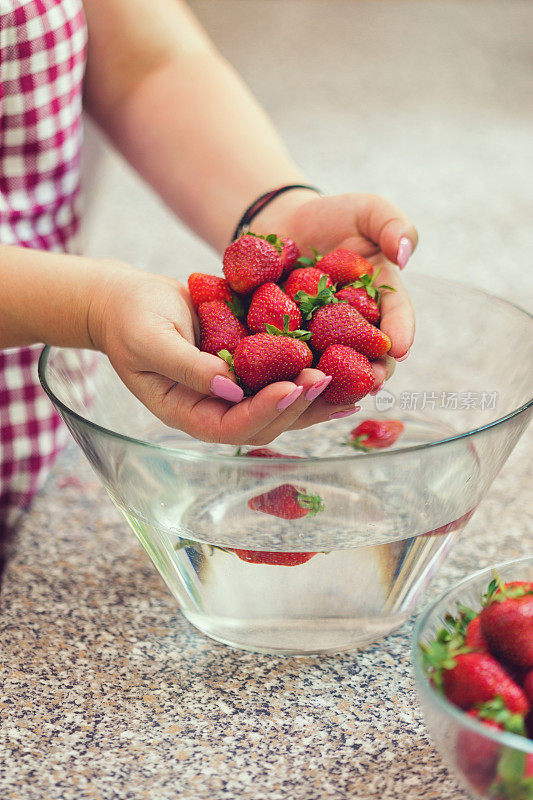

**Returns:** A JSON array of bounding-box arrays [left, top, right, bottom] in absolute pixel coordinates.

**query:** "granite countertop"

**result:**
[[1, 430, 532, 800], [2, 0, 533, 797]]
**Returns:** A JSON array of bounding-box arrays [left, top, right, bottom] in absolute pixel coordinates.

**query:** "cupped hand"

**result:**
[[89, 266, 348, 445], [253, 191, 419, 370]]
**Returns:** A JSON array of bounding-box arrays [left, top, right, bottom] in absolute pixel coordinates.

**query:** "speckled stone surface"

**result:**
[[2, 1, 533, 798]]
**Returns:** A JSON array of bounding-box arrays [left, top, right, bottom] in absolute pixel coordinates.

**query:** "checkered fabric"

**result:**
[[0, 0, 87, 528]]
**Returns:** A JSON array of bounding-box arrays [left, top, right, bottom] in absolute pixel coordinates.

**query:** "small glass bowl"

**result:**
[[413, 556, 533, 799]]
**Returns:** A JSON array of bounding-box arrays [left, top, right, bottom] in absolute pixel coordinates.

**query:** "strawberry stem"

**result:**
[[217, 350, 236, 372], [294, 275, 337, 320], [265, 313, 312, 340], [296, 491, 325, 516]]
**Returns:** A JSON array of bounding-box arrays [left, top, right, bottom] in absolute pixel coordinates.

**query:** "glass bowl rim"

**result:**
[[412, 554, 533, 755], [38, 275, 533, 464]]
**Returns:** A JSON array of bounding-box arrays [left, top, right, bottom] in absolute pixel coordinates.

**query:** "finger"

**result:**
[[370, 356, 396, 393], [354, 194, 419, 269], [373, 260, 415, 359], [245, 368, 331, 445], [135, 327, 245, 403], [288, 399, 361, 430]]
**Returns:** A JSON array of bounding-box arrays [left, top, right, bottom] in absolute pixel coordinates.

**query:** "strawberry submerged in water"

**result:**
[[247, 483, 324, 520], [233, 550, 317, 566], [347, 419, 404, 451]]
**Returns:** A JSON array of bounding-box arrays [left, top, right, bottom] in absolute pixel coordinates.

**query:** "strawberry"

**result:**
[[245, 447, 301, 459], [347, 419, 404, 451], [317, 248, 374, 286], [465, 615, 490, 652], [284, 267, 333, 302], [442, 653, 529, 713], [280, 237, 301, 277], [221, 330, 313, 393], [308, 303, 391, 359], [480, 581, 533, 669], [335, 285, 381, 324], [223, 234, 282, 294], [233, 550, 317, 566], [247, 283, 302, 334], [524, 671, 533, 704], [316, 345, 374, 404], [247, 483, 324, 519], [457, 698, 527, 794], [421, 607, 530, 713], [198, 300, 249, 356], [187, 273, 234, 310]]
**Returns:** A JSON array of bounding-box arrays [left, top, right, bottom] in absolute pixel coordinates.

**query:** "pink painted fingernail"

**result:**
[[329, 406, 361, 420], [396, 350, 410, 362], [397, 237, 413, 270], [277, 385, 304, 411], [211, 375, 244, 403], [305, 375, 332, 401], [370, 382, 385, 396]]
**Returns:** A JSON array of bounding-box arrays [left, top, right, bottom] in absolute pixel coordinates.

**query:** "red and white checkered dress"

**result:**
[[0, 0, 87, 529]]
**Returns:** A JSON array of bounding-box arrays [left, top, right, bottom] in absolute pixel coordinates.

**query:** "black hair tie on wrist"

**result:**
[[231, 184, 321, 242]]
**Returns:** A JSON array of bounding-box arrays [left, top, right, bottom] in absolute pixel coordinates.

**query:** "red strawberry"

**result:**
[[348, 419, 404, 450], [247, 283, 302, 334], [247, 483, 324, 519], [228, 332, 313, 393], [480, 583, 533, 669], [316, 345, 374, 404], [318, 248, 373, 286], [335, 285, 381, 325], [308, 303, 391, 359], [441, 652, 529, 714], [233, 549, 317, 566], [284, 267, 333, 302], [465, 615, 490, 652], [457, 711, 503, 792], [245, 448, 301, 459], [524, 670, 533, 703], [223, 235, 282, 293], [198, 300, 248, 356], [280, 237, 301, 277], [187, 273, 234, 310]]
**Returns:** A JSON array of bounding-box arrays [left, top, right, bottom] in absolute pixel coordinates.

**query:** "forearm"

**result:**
[[83, 0, 313, 251], [0, 245, 124, 349]]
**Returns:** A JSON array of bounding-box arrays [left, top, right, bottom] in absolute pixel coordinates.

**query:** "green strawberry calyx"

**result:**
[[217, 349, 236, 372], [294, 275, 337, 320], [246, 231, 284, 255], [296, 491, 325, 516], [491, 748, 533, 800], [474, 697, 527, 737], [419, 604, 477, 691], [344, 268, 396, 304], [225, 294, 245, 318], [265, 313, 312, 340], [343, 434, 371, 452], [296, 247, 322, 268], [483, 575, 533, 607]]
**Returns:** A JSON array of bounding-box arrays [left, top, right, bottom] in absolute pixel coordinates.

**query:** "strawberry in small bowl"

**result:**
[[413, 556, 533, 800]]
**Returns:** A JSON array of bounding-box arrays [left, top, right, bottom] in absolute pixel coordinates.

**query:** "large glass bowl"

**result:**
[[38, 275, 533, 654], [413, 556, 533, 799]]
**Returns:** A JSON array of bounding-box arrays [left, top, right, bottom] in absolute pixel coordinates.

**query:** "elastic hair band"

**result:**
[[231, 184, 321, 242]]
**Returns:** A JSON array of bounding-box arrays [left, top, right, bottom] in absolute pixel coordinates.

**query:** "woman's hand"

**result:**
[[90, 266, 347, 445], [253, 190, 418, 388]]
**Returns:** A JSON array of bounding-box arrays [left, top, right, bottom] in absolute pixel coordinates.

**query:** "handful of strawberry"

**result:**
[[188, 234, 396, 404], [421, 576, 533, 797]]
